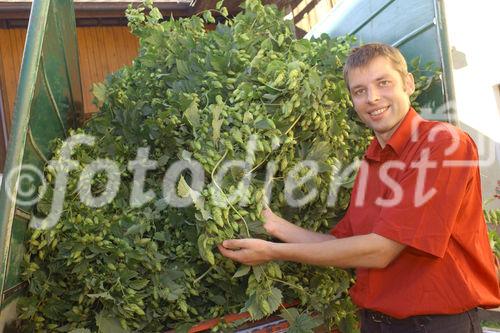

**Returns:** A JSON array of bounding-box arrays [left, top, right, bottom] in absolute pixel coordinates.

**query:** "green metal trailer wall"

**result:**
[[0, 0, 82, 311]]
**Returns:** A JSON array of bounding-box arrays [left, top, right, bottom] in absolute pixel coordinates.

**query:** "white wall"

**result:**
[[444, 0, 500, 208]]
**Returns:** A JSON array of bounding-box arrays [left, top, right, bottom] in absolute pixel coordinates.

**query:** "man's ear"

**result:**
[[405, 72, 416, 95]]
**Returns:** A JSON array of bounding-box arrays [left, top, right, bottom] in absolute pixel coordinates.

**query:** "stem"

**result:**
[[267, 276, 310, 296], [249, 113, 302, 174], [211, 150, 251, 237], [194, 266, 214, 284], [262, 82, 285, 92], [284, 114, 302, 135]]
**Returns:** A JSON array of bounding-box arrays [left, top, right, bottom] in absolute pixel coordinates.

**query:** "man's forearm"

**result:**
[[269, 233, 400, 269], [270, 214, 335, 243]]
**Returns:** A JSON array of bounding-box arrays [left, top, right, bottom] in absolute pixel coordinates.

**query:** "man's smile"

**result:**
[[368, 106, 390, 118]]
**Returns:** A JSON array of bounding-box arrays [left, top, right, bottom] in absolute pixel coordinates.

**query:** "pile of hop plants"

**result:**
[[18, 0, 437, 332]]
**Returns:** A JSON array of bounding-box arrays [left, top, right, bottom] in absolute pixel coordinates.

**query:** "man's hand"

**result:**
[[261, 208, 279, 236], [260, 208, 335, 243], [218, 239, 274, 266]]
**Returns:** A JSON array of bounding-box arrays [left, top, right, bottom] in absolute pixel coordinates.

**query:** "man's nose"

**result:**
[[367, 87, 380, 103]]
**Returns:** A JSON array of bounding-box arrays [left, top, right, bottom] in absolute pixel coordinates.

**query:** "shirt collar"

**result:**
[[365, 107, 422, 161]]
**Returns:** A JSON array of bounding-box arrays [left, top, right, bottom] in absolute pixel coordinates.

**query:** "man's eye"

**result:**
[[354, 89, 365, 96], [379, 80, 391, 87]]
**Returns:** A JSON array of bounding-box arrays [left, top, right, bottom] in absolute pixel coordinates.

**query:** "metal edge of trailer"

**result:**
[[434, 0, 457, 125], [0, 0, 83, 310], [0, 0, 51, 309]]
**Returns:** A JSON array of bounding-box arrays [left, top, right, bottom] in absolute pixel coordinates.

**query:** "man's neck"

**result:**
[[375, 132, 391, 148], [375, 107, 411, 148]]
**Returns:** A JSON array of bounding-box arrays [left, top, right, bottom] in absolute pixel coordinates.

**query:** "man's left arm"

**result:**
[[218, 233, 405, 268]]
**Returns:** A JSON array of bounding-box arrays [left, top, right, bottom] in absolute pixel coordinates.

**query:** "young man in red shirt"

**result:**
[[218, 43, 500, 332]]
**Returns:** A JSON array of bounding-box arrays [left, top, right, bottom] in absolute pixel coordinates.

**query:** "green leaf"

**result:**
[[243, 111, 253, 124], [262, 93, 278, 103], [125, 223, 146, 236], [175, 322, 195, 333], [317, 161, 331, 173], [287, 312, 322, 333], [266, 287, 283, 314], [87, 292, 114, 301], [37, 199, 51, 215], [293, 40, 310, 53], [279, 307, 300, 324], [338, 313, 359, 333], [202, 10, 216, 24], [92, 83, 107, 103], [216, 0, 224, 10], [129, 278, 150, 290], [69, 329, 92, 333], [149, 7, 163, 21], [206, 249, 215, 265], [194, 194, 211, 220], [212, 104, 224, 144], [177, 175, 191, 198], [210, 54, 228, 71], [181, 150, 193, 161], [244, 293, 265, 320], [261, 38, 273, 50], [252, 265, 264, 281], [306, 141, 330, 162], [244, 286, 282, 320], [209, 294, 227, 305], [176, 58, 190, 77], [158, 154, 170, 166], [309, 70, 321, 89], [177, 176, 210, 219], [96, 311, 130, 333], [277, 34, 285, 46], [254, 118, 276, 129], [233, 265, 251, 278], [119, 270, 139, 282], [184, 99, 200, 127]]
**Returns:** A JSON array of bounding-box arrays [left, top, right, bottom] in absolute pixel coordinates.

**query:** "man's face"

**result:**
[[347, 56, 415, 145]]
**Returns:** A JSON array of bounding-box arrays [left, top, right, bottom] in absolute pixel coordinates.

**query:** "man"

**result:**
[[218, 43, 500, 332]]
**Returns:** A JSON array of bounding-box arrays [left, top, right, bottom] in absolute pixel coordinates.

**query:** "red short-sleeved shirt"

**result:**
[[331, 108, 500, 318]]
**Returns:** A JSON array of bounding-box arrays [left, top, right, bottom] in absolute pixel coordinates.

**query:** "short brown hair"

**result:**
[[343, 43, 409, 89]]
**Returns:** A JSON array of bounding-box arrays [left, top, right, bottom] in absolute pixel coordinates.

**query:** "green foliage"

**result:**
[[18, 0, 437, 332], [408, 56, 442, 112], [485, 209, 500, 227], [485, 208, 500, 256], [280, 308, 322, 333]]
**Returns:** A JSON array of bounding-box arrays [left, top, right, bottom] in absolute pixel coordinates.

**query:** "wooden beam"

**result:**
[[0, 1, 194, 25], [192, 0, 293, 18], [192, 0, 244, 17], [0, 1, 300, 27]]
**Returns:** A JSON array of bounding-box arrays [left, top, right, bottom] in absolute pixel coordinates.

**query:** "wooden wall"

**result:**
[[0, 26, 138, 129], [76, 27, 139, 115], [0, 28, 26, 135], [0, 28, 26, 171]]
